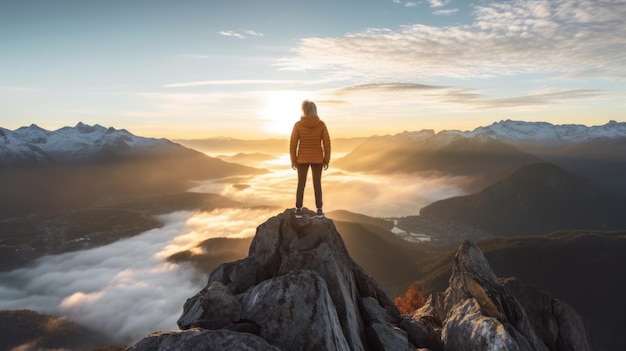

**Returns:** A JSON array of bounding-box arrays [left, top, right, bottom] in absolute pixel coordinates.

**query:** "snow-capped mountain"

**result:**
[[395, 120, 626, 145], [0, 122, 179, 167], [463, 119, 626, 143]]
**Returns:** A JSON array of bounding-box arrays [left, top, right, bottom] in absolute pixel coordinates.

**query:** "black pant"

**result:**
[[295, 163, 323, 209]]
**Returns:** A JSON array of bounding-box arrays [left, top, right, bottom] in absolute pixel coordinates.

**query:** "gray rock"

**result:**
[[399, 317, 443, 351], [367, 322, 410, 351], [443, 297, 537, 351], [125, 328, 280, 351], [177, 281, 241, 330], [361, 296, 389, 324], [239, 270, 351, 351]]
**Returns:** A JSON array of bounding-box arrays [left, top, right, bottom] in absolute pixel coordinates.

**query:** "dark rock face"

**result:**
[[126, 212, 592, 351]]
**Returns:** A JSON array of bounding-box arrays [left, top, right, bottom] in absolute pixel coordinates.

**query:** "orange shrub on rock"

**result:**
[[395, 282, 426, 315]]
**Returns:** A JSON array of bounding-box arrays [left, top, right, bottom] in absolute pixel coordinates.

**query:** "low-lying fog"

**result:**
[[197, 153, 467, 218], [0, 155, 468, 345]]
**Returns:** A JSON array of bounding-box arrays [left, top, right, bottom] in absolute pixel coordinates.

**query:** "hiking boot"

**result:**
[[294, 207, 303, 218], [315, 208, 324, 218]]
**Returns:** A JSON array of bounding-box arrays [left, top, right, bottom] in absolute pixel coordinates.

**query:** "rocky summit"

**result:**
[[126, 209, 592, 351]]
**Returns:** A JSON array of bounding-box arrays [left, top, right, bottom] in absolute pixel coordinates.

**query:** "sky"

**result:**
[[1, 0, 625, 139]]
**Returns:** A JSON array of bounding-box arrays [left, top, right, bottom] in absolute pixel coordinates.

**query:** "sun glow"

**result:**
[[258, 91, 309, 135]]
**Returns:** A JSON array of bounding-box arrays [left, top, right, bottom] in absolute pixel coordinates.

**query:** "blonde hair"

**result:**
[[301, 100, 318, 118]]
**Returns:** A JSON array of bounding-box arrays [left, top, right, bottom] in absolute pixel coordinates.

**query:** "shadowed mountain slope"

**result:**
[[420, 162, 626, 236], [546, 138, 626, 196]]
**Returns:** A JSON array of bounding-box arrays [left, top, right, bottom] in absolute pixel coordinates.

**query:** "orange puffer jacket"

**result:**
[[290, 116, 331, 165]]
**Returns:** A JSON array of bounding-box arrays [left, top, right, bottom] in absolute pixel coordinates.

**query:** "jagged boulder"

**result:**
[[177, 281, 241, 330], [238, 270, 351, 351], [403, 240, 592, 351], [127, 209, 414, 351]]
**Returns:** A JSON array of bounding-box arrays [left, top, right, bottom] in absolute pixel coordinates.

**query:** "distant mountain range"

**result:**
[[334, 120, 626, 194], [467, 119, 626, 143], [1, 122, 196, 167]]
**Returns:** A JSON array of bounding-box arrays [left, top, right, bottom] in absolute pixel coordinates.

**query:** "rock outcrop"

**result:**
[[126, 210, 592, 351], [127, 209, 409, 351], [407, 241, 593, 351]]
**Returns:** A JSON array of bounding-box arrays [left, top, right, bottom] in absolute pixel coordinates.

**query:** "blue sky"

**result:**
[[1, 0, 625, 139]]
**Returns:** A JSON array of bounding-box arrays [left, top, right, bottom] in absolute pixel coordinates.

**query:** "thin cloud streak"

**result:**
[[428, 0, 450, 8], [218, 30, 246, 39], [434, 8, 458, 16], [331, 82, 610, 109], [218, 29, 264, 39]]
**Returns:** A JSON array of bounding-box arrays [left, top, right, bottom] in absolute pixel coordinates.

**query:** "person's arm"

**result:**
[[322, 123, 331, 169], [290, 124, 299, 169]]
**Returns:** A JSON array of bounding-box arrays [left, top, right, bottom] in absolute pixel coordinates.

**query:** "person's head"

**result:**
[[301, 100, 318, 118]]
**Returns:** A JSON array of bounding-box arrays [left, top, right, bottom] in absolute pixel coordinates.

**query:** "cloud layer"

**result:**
[[0, 208, 277, 344], [278, 0, 626, 81], [191, 165, 467, 217]]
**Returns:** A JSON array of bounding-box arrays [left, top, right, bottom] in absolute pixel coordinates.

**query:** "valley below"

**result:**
[[1, 120, 625, 350]]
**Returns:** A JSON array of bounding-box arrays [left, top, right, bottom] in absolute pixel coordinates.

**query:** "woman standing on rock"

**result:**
[[290, 100, 331, 219]]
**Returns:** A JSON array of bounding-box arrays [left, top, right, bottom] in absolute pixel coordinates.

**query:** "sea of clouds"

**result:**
[[192, 165, 467, 218]]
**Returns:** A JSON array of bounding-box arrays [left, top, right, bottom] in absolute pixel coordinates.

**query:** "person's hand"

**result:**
[[323, 162, 329, 170], [292, 163, 297, 170]]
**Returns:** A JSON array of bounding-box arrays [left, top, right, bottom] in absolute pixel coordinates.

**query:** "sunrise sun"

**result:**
[[258, 91, 309, 135]]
